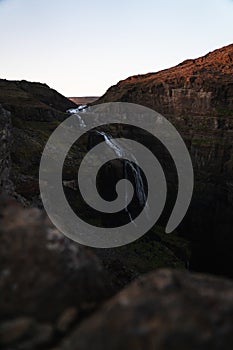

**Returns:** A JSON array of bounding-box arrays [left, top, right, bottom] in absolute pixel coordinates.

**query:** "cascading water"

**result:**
[[67, 109, 148, 222], [76, 114, 86, 128], [94, 130, 148, 221]]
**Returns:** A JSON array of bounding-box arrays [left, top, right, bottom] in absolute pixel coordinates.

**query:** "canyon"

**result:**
[[0, 44, 233, 349]]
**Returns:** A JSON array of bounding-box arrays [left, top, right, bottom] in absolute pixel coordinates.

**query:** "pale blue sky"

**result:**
[[0, 0, 232, 96]]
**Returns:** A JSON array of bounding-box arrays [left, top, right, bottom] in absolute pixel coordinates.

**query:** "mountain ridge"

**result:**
[[97, 43, 233, 115], [103, 43, 233, 83], [0, 79, 77, 120]]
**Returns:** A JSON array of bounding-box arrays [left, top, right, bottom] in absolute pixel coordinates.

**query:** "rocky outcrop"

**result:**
[[0, 79, 77, 121], [0, 196, 116, 349], [0, 79, 78, 202], [60, 269, 233, 350], [98, 44, 233, 115], [1, 197, 232, 350], [96, 44, 233, 278]]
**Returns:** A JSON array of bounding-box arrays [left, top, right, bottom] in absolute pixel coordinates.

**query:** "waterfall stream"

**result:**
[[67, 109, 148, 222]]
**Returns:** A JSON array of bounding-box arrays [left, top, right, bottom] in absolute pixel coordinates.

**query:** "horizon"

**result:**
[[2, 42, 232, 99], [0, 0, 233, 96]]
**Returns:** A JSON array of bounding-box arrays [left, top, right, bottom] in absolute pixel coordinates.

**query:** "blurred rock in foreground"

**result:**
[[61, 269, 233, 350], [0, 196, 115, 349], [1, 196, 233, 349]]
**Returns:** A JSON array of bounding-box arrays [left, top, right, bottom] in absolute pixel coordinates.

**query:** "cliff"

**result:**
[[98, 44, 233, 115], [0, 79, 77, 120], [96, 44, 233, 277], [0, 79, 77, 203]]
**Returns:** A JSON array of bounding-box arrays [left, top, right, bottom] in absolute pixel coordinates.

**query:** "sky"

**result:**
[[0, 0, 233, 97]]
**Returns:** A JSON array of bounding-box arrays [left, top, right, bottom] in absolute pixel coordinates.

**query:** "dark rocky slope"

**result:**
[[0, 196, 117, 349], [0, 79, 77, 119], [0, 79, 77, 203], [96, 44, 233, 277]]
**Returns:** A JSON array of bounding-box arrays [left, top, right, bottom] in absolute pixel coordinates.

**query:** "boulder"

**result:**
[[61, 269, 233, 350], [0, 196, 115, 325]]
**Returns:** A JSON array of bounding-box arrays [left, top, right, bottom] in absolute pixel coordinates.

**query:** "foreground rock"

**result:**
[[0, 317, 53, 349], [0, 196, 115, 348], [61, 269, 233, 350]]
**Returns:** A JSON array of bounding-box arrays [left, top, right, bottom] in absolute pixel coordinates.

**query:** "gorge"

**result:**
[[0, 43, 233, 349]]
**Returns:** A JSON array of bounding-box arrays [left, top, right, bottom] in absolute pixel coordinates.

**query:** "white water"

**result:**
[[66, 105, 88, 114], [95, 130, 147, 218], [76, 114, 86, 128], [73, 114, 148, 222]]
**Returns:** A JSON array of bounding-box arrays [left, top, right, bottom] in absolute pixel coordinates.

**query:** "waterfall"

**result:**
[[76, 114, 86, 128], [95, 130, 147, 220], [66, 110, 148, 222]]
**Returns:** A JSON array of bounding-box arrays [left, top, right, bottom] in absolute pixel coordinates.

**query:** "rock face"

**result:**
[[61, 269, 233, 350], [0, 79, 78, 203], [96, 44, 233, 278], [0, 196, 116, 348], [0, 106, 14, 195], [0, 79, 77, 120], [98, 44, 233, 114]]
